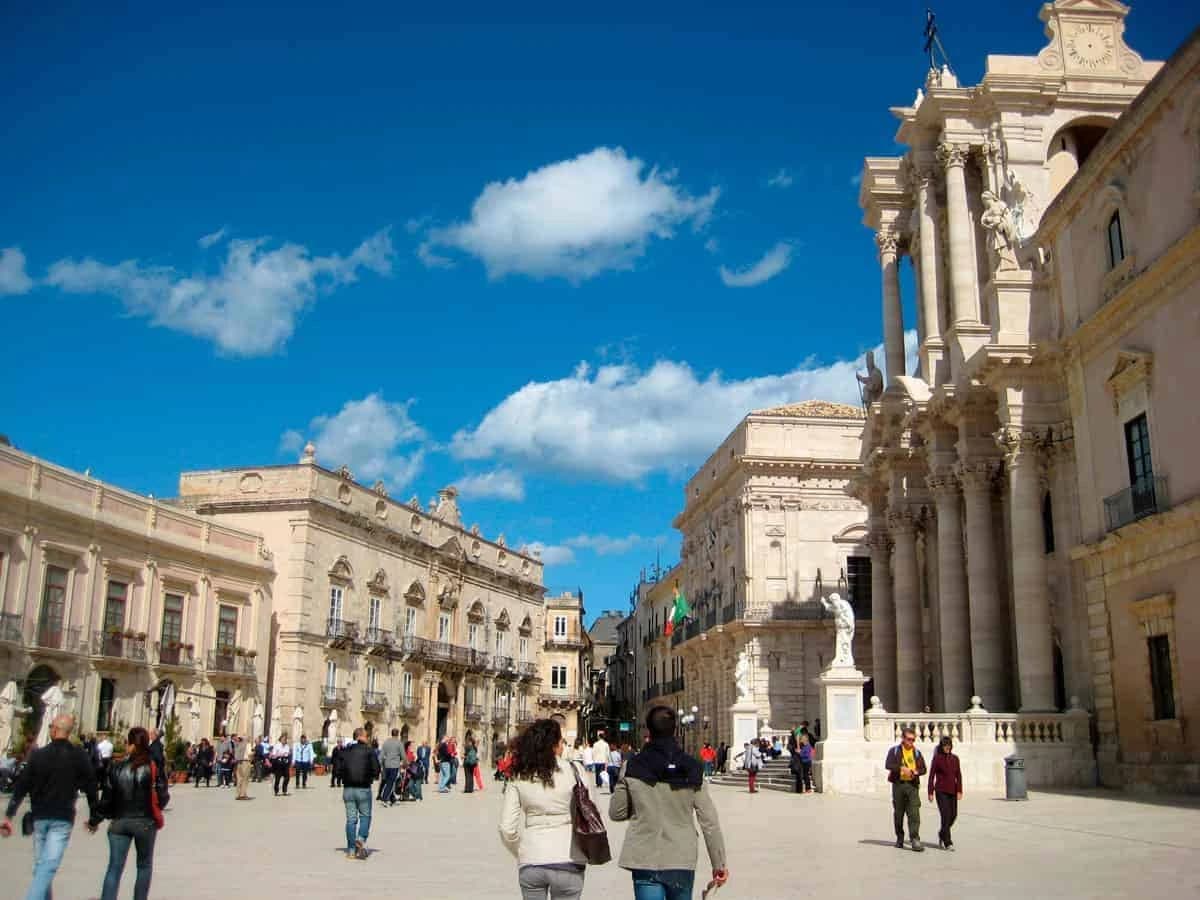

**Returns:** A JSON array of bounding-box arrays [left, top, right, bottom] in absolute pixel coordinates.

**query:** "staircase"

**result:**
[[709, 756, 801, 794]]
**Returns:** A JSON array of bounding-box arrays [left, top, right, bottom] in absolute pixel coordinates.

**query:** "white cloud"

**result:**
[[426, 146, 718, 281], [719, 241, 793, 288], [703, 237, 720, 255], [198, 227, 228, 249], [0, 247, 33, 295], [767, 168, 794, 189], [45, 229, 394, 355], [564, 533, 644, 556], [452, 333, 917, 482], [525, 542, 576, 566], [455, 468, 525, 502], [286, 393, 426, 489], [416, 240, 454, 269], [278, 429, 304, 456]]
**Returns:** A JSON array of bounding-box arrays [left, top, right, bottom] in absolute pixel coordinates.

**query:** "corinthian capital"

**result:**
[[954, 458, 1001, 492], [876, 229, 900, 258], [998, 426, 1047, 472], [926, 467, 961, 500], [936, 141, 969, 170], [886, 506, 918, 535]]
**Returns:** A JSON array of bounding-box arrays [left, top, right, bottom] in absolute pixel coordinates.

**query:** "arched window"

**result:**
[[1106, 210, 1125, 270]]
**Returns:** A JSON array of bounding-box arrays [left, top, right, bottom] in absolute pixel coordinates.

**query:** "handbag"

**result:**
[[568, 762, 611, 865]]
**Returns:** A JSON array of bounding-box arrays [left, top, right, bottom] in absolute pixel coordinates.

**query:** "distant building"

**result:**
[[539, 590, 592, 743]]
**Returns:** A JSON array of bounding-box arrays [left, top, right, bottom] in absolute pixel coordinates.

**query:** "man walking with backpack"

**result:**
[[885, 726, 927, 852], [610, 706, 729, 900], [1, 714, 100, 900]]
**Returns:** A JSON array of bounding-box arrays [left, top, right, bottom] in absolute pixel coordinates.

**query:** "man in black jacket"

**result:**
[[340, 728, 380, 860], [0, 714, 100, 899]]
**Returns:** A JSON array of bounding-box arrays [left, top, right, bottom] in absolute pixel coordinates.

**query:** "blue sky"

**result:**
[[0, 1, 1184, 621]]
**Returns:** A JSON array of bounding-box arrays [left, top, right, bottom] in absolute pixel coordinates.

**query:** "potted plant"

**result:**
[[124, 628, 137, 640], [234, 646, 247, 658], [136, 632, 147, 642], [246, 650, 258, 659]]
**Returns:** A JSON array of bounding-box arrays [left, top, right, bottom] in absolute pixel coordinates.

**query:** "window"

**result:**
[[161, 594, 183, 645], [1148, 634, 1175, 720], [518, 636, 528, 662], [366, 665, 377, 693], [38, 565, 68, 643], [468, 622, 480, 649], [368, 595, 381, 632], [438, 612, 451, 643], [213, 690, 230, 736], [329, 585, 344, 625], [216, 605, 238, 650], [552, 665, 568, 691], [103, 581, 128, 633], [846, 555, 872, 619], [97, 678, 116, 732], [554, 616, 567, 638], [1124, 413, 1158, 519], [404, 607, 416, 637], [494, 630, 506, 657], [325, 660, 337, 690], [1106, 210, 1125, 270], [1042, 493, 1056, 554], [401, 671, 414, 703]]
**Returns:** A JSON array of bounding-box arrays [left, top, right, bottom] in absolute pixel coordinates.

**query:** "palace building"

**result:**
[[855, 0, 1197, 790]]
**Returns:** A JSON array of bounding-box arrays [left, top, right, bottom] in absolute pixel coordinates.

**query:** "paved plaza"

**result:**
[[3, 776, 1199, 899]]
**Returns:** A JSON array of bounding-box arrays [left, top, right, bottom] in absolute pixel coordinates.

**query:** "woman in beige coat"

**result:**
[[499, 718, 589, 899]]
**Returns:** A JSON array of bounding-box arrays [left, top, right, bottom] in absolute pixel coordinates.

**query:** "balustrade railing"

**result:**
[[35, 624, 81, 652], [361, 691, 387, 710], [464, 704, 486, 721], [154, 641, 195, 667], [93, 630, 148, 662], [207, 649, 256, 676]]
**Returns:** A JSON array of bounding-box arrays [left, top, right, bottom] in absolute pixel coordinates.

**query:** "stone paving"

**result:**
[[2, 774, 1198, 899]]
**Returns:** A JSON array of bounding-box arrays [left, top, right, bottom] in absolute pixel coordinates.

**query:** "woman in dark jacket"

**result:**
[[89, 726, 168, 900], [192, 738, 214, 787], [928, 735, 963, 850]]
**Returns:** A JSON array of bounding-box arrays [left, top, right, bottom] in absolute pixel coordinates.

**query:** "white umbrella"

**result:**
[[0, 681, 19, 756], [252, 702, 265, 740], [269, 705, 282, 741], [325, 709, 339, 745], [225, 690, 242, 737], [158, 684, 176, 732], [36, 684, 65, 747], [292, 706, 304, 741], [188, 696, 201, 743]]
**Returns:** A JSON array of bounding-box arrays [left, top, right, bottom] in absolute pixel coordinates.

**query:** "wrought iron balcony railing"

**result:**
[[154, 641, 196, 667], [395, 696, 421, 716], [1104, 475, 1168, 532], [464, 703, 486, 721], [93, 630, 148, 662], [364, 627, 393, 649], [207, 649, 256, 676], [491, 705, 511, 723], [326, 618, 359, 645], [361, 691, 387, 710], [34, 624, 81, 653], [516, 710, 534, 725], [320, 686, 349, 707]]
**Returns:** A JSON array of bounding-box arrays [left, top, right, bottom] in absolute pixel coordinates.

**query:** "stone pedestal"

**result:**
[[812, 665, 876, 794], [729, 700, 759, 751]]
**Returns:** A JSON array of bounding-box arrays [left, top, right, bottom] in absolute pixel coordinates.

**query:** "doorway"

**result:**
[[436, 682, 450, 742]]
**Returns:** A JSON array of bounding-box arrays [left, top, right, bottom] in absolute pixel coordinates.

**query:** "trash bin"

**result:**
[[1004, 755, 1027, 800]]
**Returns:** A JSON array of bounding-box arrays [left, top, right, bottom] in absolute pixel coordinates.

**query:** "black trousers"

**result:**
[[463, 763, 476, 793], [273, 766, 290, 795], [935, 791, 958, 844], [294, 762, 309, 788]]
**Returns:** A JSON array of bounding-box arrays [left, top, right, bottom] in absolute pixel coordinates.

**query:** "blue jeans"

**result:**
[[379, 767, 399, 801], [342, 787, 372, 851], [101, 818, 156, 900], [438, 761, 451, 791], [631, 869, 696, 900], [26, 818, 73, 900]]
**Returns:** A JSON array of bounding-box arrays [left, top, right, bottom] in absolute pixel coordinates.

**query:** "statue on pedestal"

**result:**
[[820, 592, 856, 668], [0, 681, 20, 756], [188, 696, 201, 744], [857, 350, 884, 406], [35, 684, 65, 748], [325, 709, 339, 746], [734, 651, 752, 703], [980, 190, 1019, 271]]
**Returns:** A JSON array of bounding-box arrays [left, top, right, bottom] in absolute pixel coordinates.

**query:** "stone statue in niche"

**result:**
[[857, 350, 884, 406], [980, 190, 1020, 270], [734, 650, 752, 702], [820, 591, 856, 668]]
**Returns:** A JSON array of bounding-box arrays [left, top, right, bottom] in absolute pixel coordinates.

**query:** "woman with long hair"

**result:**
[[193, 738, 214, 787], [499, 719, 589, 899], [463, 735, 479, 794], [88, 726, 168, 900]]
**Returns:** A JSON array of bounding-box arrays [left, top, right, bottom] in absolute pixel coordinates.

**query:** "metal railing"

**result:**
[[546, 634, 586, 649], [492, 654, 516, 674], [0, 612, 23, 643], [464, 704, 486, 721], [538, 692, 586, 707], [326, 618, 359, 643], [320, 686, 349, 707], [364, 627, 393, 648], [207, 649, 256, 676], [92, 631, 148, 662], [704, 610, 717, 631], [1104, 476, 1168, 532], [516, 661, 538, 679], [491, 705, 511, 723], [516, 710, 534, 725], [35, 624, 81, 652], [154, 642, 195, 667], [395, 697, 421, 716], [361, 691, 387, 710]]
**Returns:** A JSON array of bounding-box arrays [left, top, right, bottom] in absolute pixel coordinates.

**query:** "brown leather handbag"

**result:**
[[569, 762, 611, 865]]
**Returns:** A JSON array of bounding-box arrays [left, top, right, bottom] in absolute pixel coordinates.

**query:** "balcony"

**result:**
[[516, 709, 534, 725], [154, 641, 196, 669], [685, 619, 701, 641], [670, 628, 683, 647], [361, 691, 387, 711], [463, 703, 486, 722], [516, 661, 538, 680], [326, 618, 359, 648], [320, 686, 349, 708], [34, 624, 82, 655], [492, 654, 517, 677], [364, 627, 393, 654], [206, 649, 257, 678], [1104, 476, 1168, 532], [704, 610, 717, 631], [491, 705, 511, 724], [464, 648, 491, 672], [92, 630, 148, 664], [539, 692, 585, 709], [0, 612, 22, 644], [395, 696, 421, 717], [545, 634, 585, 650]]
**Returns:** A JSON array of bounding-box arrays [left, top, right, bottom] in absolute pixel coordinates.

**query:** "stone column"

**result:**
[[927, 470, 972, 711], [867, 531, 896, 711], [914, 165, 943, 342], [936, 142, 980, 325], [1004, 431, 1056, 711], [956, 460, 1009, 709], [888, 509, 923, 712], [877, 230, 905, 383]]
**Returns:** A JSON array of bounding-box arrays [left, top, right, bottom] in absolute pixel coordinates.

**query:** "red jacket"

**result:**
[[928, 751, 962, 795]]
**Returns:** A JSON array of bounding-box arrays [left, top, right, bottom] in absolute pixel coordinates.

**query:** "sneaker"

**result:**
[[354, 839, 367, 860], [911, 839, 924, 853], [895, 838, 905, 849]]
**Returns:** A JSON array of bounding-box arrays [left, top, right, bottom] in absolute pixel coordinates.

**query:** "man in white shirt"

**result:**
[[96, 735, 113, 779], [292, 735, 314, 789], [591, 733, 611, 788]]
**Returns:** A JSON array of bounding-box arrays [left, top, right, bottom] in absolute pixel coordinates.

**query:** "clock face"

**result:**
[[1067, 24, 1113, 68]]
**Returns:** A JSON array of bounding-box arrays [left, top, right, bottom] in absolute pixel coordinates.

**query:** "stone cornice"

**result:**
[[1071, 496, 1200, 588]]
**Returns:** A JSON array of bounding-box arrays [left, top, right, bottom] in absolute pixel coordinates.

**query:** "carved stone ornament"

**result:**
[[886, 507, 917, 535], [955, 459, 1001, 492], [926, 467, 960, 499], [875, 230, 899, 258], [935, 142, 969, 170], [373, 480, 388, 497], [980, 190, 1020, 271], [336, 464, 353, 481]]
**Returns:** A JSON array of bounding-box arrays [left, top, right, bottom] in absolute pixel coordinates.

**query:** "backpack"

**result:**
[[465, 747, 478, 766]]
